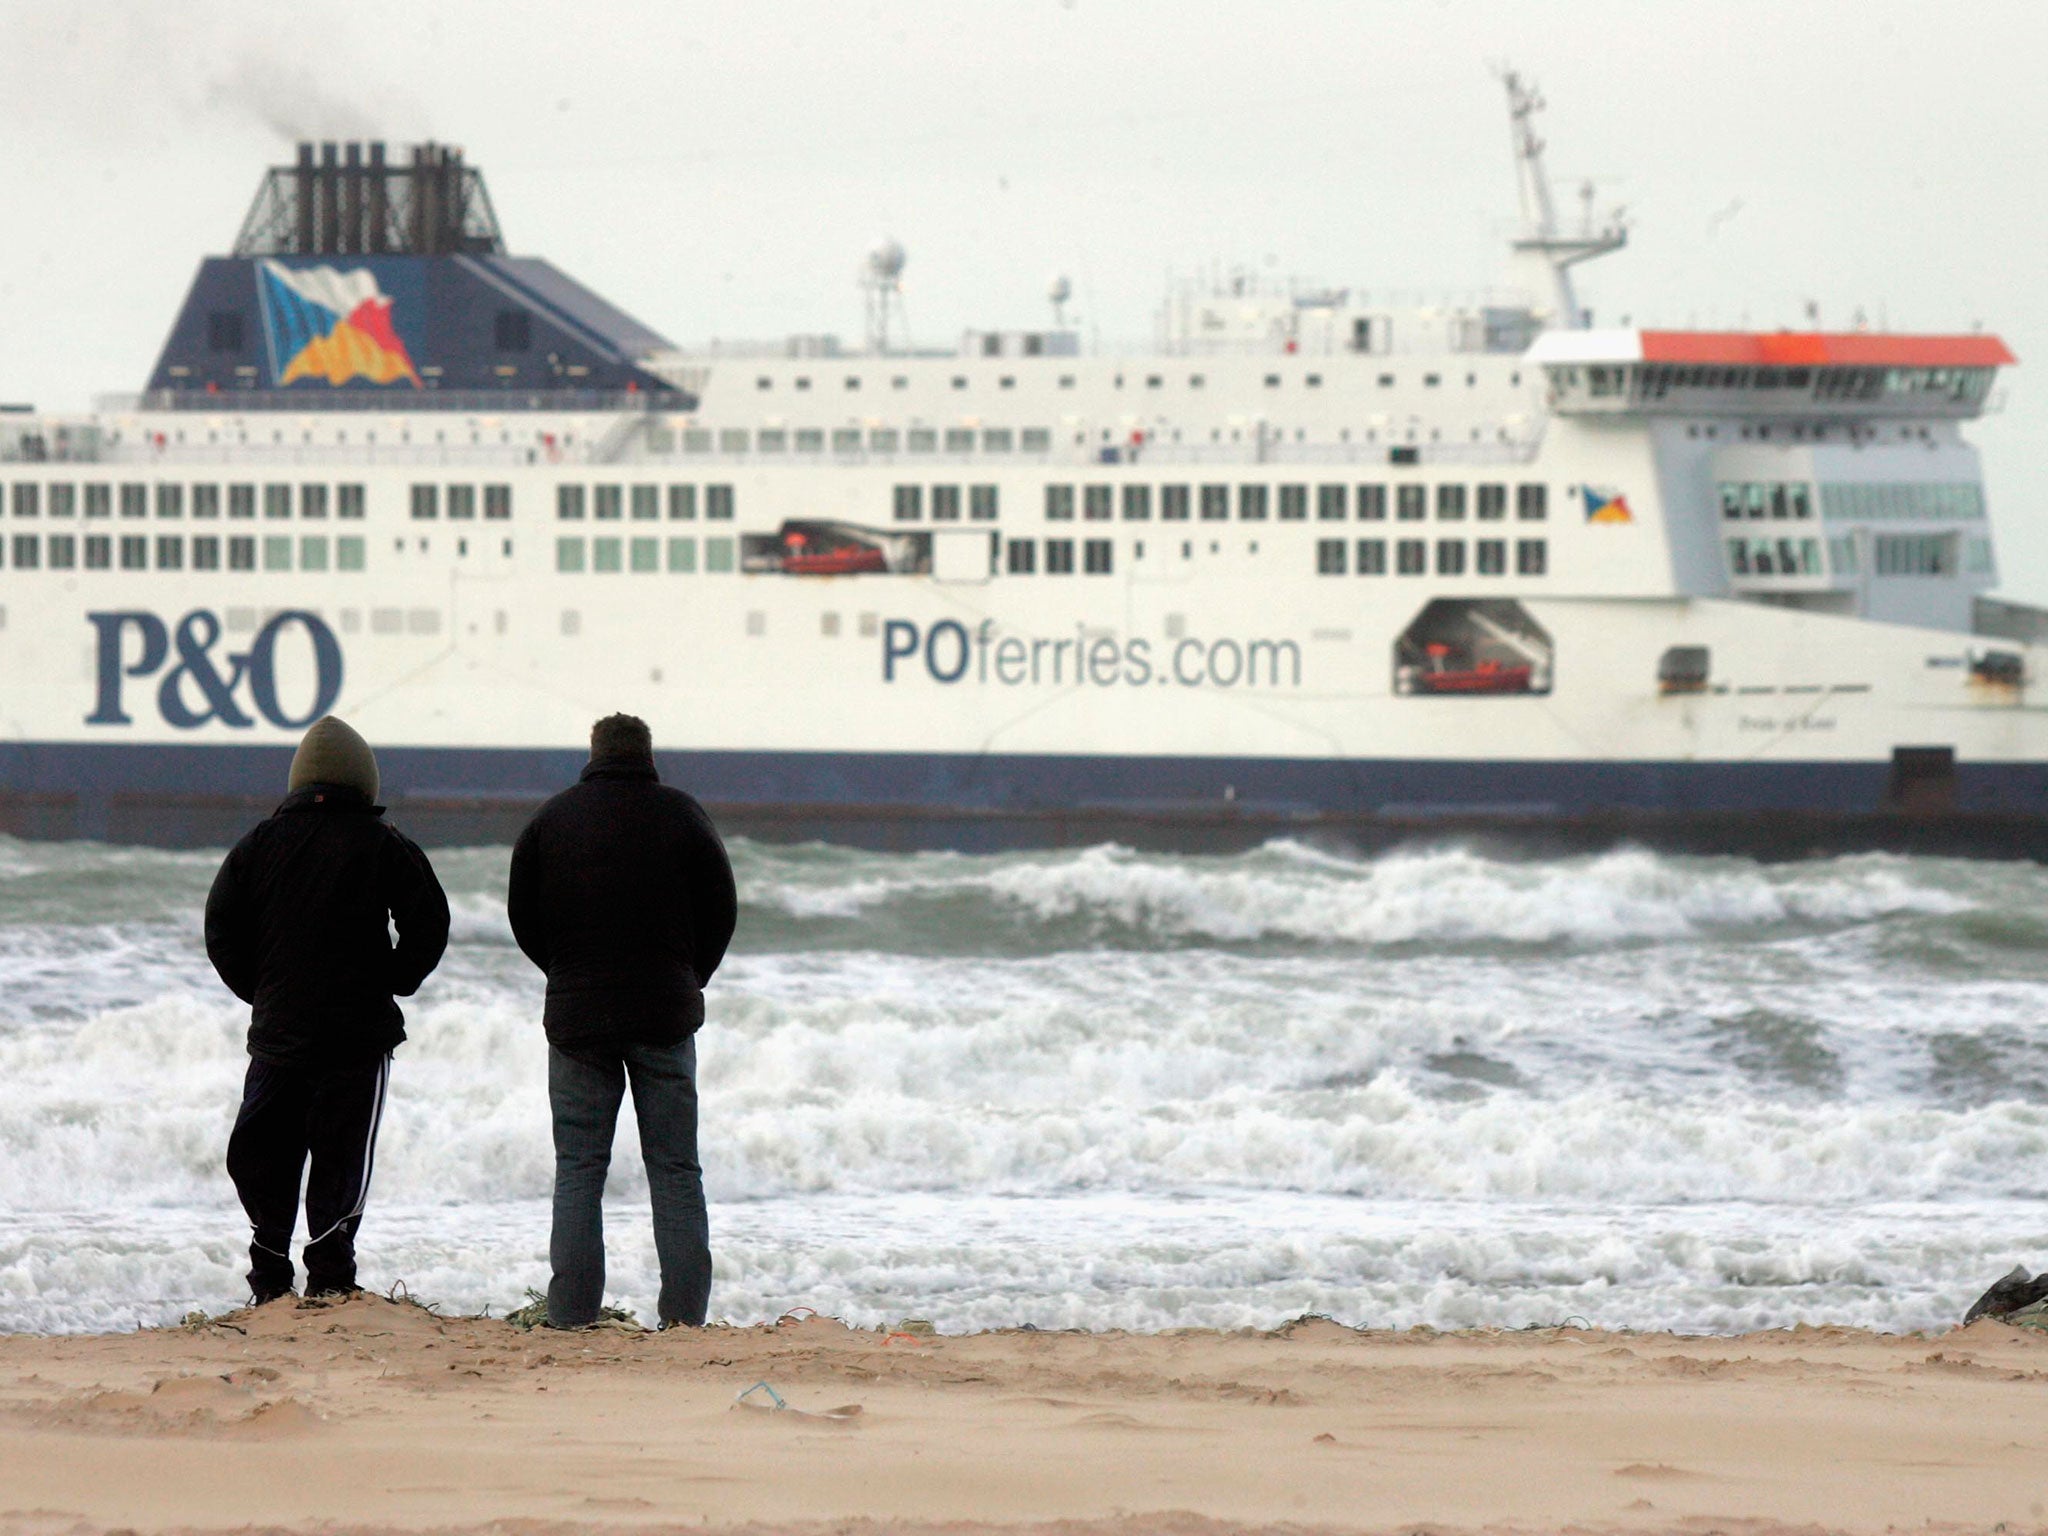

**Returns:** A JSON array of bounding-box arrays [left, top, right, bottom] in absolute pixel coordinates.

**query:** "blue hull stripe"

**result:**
[[5, 741, 2048, 819]]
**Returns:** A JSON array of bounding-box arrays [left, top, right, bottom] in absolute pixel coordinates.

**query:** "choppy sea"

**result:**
[[2, 834, 2046, 1335]]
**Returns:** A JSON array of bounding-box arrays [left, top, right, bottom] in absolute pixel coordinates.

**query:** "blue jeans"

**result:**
[[546, 1036, 711, 1327]]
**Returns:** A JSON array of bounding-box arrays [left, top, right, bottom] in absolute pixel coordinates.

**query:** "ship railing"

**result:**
[[640, 440, 1540, 468], [21, 444, 567, 468], [31, 440, 1545, 470], [106, 389, 676, 415], [725, 441, 1546, 469], [1083, 440, 1540, 467]]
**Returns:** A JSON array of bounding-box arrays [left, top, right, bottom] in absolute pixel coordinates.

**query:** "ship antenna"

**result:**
[[1500, 68, 1626, 330]]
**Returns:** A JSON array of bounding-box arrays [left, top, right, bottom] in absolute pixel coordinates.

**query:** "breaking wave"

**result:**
[[737, 841, 1975, 951]]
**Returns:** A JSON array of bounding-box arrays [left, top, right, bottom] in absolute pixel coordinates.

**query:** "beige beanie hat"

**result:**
[[287, 715, 380, 801]]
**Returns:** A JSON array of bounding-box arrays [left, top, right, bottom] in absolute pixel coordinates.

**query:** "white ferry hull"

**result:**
[[4, 558, 2045, 851]]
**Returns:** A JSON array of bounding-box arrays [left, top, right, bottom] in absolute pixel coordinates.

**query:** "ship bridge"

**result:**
[[1527, 329, 2013, 419], [1527, 328, 2021, 635]]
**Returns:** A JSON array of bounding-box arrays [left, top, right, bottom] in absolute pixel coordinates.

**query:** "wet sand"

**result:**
[[1, 1293, 2044, 1535]]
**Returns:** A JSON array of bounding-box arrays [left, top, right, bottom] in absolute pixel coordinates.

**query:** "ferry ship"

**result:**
[[1, 78, 2041, 853]]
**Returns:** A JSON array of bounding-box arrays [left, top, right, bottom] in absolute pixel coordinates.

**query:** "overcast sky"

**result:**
[[2, 0, 2045, 594]]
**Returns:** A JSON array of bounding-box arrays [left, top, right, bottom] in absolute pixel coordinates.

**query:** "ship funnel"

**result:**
[[234, 141, 506, 258]]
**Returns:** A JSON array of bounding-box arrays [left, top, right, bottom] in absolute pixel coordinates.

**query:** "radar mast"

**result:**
[[1502, 70, 1626, 329], [863, 239, 909, 354]]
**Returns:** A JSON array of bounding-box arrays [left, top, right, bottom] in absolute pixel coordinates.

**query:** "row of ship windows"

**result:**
[[1005, 536, 1551, 577], [547, 482, 1557, 527], [1721, 480, 1989, 523], [1577, 364, 1990, 403], [406, 485, 513, 519], [555, 537, 737, 574], [1729, 537, 1825, 579], [1038, 482, 1550, 523], [1727, 533, 1992, 580], [543, 532, 1557, 580], [1719, 481, 1813, 521], [5, 525, 1959, 583], [554, 485, 738, 521], [999, 536, 1540, 581], [1004, 537, 1551, 578], [3, 477, 1559, 531], [1312, 538, 1549, 578], [689, 426, 1054, 455], [893, 486, 1000, 521], [8, 482, 368, 519], [2, 533, 366, 572], [1820, 482, 1986, 523], [3, 481, 627, 523], [1006, 539, 1114, 575]]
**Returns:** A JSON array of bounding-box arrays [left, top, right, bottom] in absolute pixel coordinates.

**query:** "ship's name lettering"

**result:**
[[85, 609, 345, 730], [1737, 714, 1838, 732], [881, 619, 1302, 690]]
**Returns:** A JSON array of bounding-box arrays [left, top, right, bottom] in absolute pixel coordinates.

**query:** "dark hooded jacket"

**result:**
[[507, 757, 737, 1049], [205, 785, 451, 1066]]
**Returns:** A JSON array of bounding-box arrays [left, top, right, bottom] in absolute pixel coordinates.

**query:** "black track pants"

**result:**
[[225, 1054, 390, 1300]]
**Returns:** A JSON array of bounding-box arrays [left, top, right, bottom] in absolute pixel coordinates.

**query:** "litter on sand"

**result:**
[[733, 1380, 863, 1426]]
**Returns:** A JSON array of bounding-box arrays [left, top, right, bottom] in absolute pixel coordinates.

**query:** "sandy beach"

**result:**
[[0, 1295, 2044, 1535]]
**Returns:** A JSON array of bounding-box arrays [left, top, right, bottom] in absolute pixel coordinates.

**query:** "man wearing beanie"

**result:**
[[205, 715, 450, 1304], [507, 713, 736, 1328]]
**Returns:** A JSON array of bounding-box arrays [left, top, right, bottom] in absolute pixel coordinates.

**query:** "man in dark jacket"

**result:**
[[507, 713, 736, 1328], [205, 715, 449, 1304]]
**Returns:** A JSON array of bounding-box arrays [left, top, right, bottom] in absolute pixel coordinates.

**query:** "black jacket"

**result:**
[[507, 757, 737, 1049], [205, 785, 450, 1067]]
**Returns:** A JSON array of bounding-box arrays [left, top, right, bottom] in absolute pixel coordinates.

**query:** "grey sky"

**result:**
[[2, 0, 2043, 592]]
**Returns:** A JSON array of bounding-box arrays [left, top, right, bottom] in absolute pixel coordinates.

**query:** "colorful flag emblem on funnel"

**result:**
[[259, 260, 421, 388], [1583, 486, 1634, 524]]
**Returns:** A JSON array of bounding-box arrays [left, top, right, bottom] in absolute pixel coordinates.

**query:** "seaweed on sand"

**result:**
[[502, 1287, 640, 1332]]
